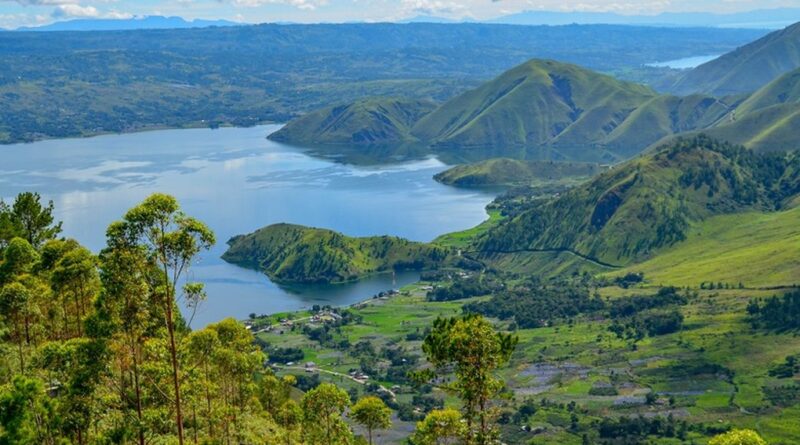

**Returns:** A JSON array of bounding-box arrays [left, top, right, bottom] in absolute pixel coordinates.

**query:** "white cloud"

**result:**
[[219, 0, 329, 10], [52, 4, 99, 17]]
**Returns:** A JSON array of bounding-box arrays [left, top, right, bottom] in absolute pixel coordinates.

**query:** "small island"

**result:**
[[222, 223, 449, 284]]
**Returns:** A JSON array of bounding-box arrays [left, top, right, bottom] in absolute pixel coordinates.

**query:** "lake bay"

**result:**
[[0, 125, 495, 326]]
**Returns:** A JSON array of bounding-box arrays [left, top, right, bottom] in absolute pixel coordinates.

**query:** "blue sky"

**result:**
[[1, 0, 799, 28]]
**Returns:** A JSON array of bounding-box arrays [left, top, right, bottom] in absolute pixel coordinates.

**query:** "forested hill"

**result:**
[[222, 223, 448, 284], [0, 23, 765, 144], [476, 136, 800, 266]]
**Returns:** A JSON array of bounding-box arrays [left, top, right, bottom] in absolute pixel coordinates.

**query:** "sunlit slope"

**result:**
[[411, 59, 657, 159], [616, 206, 800, 288], [269, 98, 437, 145]]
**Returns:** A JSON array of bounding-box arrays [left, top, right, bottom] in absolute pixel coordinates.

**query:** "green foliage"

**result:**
[[350, 396, 392, 445], [709, 429, 768, 445], [222, 223, 448, 284], [463, 280, 604, 329], [747, 291, 800, 330], [302, 383, 354, 445], [0, 193, 61, 249], [419, 314, 517, 444], [411, 408, 466, 445]]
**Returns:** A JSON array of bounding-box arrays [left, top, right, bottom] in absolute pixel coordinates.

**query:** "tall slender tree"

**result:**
[[114, 194, 215, 445]]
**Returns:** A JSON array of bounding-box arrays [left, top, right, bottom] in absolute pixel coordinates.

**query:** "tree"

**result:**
[[114, 193, 215, 445], [0, 282, 33, 372], [302, 383, 354, 445], [709, 429, 767, 445], [351, 396, 392, 445], [95, 240, 160, 445], [6, 192, 62, 248], [418, 314, 517, 444], [412, 408, 466, 445], [0, 376, 60, 445]]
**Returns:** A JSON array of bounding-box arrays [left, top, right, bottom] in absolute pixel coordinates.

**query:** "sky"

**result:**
[[1, 0, 800, 29]]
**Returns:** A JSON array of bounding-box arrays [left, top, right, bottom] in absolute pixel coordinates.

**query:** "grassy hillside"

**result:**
[[603, 94, 734, 157], [411, 59, 657, 161], [433, 158, 603, 187], [222, 223, 448, 284], [476, 136, 800, 267], [669, 21, 800, 96], [268, 98, 437, 145], [615, 207, 800, 288]]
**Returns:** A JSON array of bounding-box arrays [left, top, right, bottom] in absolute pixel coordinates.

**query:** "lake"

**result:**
[[646, 54, 719, 69], [0, 125, 496, 327]]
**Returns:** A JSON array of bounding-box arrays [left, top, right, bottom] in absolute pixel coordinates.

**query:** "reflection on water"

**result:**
[[646, 54, 720, 69], [0, 125, 496, 327]]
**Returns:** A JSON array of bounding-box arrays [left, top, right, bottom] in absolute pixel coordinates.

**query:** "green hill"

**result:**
[[602, 94, 733, 157], [670, 22, 800, 96], [433, 158, 603, 187], [268, 98, 437, 145], [411, 59, 658, 162], [222, 223, 448, 284], [614, 206, 800, 288], [475, 136, 800, 267], [673, 67, 800, 152]]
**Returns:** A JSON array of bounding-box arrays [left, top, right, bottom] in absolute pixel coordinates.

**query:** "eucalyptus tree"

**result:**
[[350, 396, 392, 445], [113, 193, 215, 445], [418, 314, 517, 445], [95, 232, 161, 445], [302, 383, 354, 445]]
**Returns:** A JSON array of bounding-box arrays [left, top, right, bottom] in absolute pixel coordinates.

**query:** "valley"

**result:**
[[2, 12, 800, 445]]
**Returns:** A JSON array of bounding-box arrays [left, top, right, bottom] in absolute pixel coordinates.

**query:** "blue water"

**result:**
[[0, 125, 495, 327], [646, 54, 719, 69]]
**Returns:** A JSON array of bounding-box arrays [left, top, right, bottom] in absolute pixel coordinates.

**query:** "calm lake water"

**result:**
[[646, 54, 720, 69], [0, 125, 496, 326]]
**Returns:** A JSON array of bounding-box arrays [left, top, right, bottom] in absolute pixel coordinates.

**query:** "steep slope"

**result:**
[[670, 22, 800, 96], [433, 159, 602, 187], [603, 94, 734, 157], [411, 59, 657, 161], [476, 136, 800, 266], [222, 223, 447, 284], [268, 98, 437, 145], [688, 67, 800, 152]]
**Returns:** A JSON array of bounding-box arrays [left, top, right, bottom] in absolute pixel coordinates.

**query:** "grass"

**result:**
[[433, 209, 503, 249], [613, 207, 800, 288]]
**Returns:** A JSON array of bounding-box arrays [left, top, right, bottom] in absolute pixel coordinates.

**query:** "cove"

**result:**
[[0, 125, 496, 327]]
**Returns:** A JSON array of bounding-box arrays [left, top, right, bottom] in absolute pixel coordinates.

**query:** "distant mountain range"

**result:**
[[12, 8, 800, 32], [16, 16, 241, 32], [486, 8, 800, 29]]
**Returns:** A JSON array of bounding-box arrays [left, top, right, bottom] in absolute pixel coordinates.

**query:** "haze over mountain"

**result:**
[[488, 8, 800, 29], [16, 16, 241, 32], [669, 22, 800, 96]]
